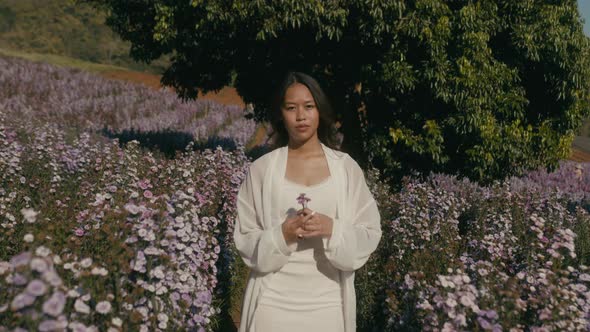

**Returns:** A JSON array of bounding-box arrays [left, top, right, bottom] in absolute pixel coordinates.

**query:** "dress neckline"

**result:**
[[284, 175, 331, 188]]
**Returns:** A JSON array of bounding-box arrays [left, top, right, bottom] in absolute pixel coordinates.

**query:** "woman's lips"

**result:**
[[295, 126, 309, 131]]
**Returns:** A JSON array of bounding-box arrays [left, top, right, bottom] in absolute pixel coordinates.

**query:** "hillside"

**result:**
[[0, 0, 169, 73]]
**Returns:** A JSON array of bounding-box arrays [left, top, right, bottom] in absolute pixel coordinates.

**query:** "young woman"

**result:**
[[233, 72, 382, 332]]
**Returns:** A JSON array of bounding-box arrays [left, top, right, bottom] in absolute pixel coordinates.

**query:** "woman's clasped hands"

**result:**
[[282, 208, 333, 245]]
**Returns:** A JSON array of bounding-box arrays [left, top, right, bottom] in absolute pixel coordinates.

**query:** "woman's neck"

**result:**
[[287, 137, 322, 159]]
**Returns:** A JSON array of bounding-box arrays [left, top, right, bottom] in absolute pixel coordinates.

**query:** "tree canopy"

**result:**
[[84, 0, 590, 186]]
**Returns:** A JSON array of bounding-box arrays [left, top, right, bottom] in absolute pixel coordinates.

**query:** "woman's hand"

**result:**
[[297, 207, 333, 240], [281, 213, 307, 245]]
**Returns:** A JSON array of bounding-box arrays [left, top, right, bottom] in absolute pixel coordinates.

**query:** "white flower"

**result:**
[[95, 301, 112, 314], [6, 213, 15, 222], [80, 258, 93, 268], [155, 285, 168, 295], [42, 270, 62, 287], [152, 267, 165, 279], [0, 261, 11, 275], [69, 322, 89, 332], [91, 267, 108, 276], [137, 306, 148, 318], [112, 317, 123, 327], [21, 208, 38, 223], [445, 298, 457, 308], [30, 258, 49, 273], [35, 246, 51, 257], [459, 295, 475, 307], [23, 234, 34, 243], [157, 313, 169, 322], [144, 247, 159, 255], [74, 299, 90, 314]]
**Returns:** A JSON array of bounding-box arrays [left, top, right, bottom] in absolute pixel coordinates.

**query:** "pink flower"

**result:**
[[74, 228, 85, 237], [138, 179, 150, 190], [143, 190, 153, 199]]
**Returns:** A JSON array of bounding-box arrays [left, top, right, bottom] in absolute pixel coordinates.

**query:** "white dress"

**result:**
[[233, 143, 383, 332], [253, 175, 345, 332]]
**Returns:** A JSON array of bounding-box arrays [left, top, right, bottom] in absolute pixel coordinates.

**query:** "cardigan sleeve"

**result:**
[[321, 158, 382, 271], [233, 167, 294, 274]]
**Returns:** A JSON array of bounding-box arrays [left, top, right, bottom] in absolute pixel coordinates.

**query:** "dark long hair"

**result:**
[[267, 72, 341, 151]]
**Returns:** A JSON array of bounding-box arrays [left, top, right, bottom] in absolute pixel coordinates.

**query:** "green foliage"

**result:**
[[85, 0, 590, 187], [0, 0, 169, 73]]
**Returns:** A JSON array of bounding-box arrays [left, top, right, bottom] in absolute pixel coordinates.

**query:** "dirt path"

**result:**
[[569, 147, 590, 162], [100, 70, 245, 108]]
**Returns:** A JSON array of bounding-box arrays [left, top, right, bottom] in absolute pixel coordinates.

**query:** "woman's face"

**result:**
[[280, 83, 320, 145]]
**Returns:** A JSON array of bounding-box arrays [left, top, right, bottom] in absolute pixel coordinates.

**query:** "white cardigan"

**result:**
[[233, 142, 382, 332]]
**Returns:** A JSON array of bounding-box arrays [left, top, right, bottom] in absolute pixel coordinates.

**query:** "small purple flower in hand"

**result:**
[[296, 193, 311, 209]]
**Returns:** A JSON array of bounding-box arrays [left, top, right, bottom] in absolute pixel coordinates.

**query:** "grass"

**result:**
[[0, 0, 168, 74], [0, 46, 128, 73]]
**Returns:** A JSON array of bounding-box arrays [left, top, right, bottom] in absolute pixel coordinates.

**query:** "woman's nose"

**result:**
[[296, 107, 306, 119]]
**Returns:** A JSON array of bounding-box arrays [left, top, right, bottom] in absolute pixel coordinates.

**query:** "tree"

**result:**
[[83, 0, 590, 187]]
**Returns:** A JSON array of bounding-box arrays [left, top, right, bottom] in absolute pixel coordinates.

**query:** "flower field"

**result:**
[[1, 53, 590, 331], [0, 111, 250, 330], [0, 55, 257, 147], [374, 169, 590, 331]]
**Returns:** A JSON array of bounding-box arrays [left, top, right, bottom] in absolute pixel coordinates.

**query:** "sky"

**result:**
[[580, 0, 590, 36]]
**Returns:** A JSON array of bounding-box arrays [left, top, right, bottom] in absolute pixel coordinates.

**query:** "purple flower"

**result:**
[[196, 290, 212, 304], [192, 314, 205, 324], [477, 317, 491, 330], [26, 279, 48, 296], [11, 273, 28, 286], [42, 291, 66, 317], [143, 190, 153, 199], [296, 193, 311, 209], [74, 228, 85, 237], [10, 292, 35, 310], [483, 309, 498, 320], [38, 320, 59, 332], [10, 252, 32, 268]]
